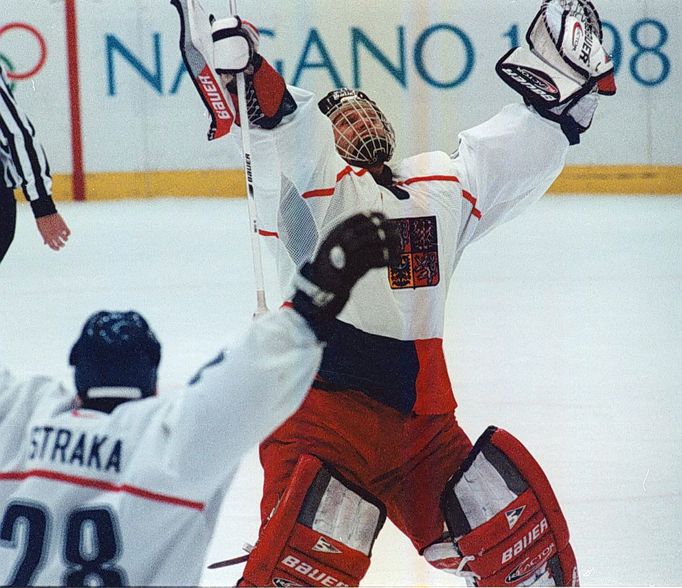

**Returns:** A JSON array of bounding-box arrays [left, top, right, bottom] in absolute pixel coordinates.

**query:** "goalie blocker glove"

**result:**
[[496, 0, 616, 144], [293, 212, 400, 341], [212, 16, 296, 129]]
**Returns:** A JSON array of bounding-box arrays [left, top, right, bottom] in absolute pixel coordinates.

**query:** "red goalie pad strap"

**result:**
[[275, 523, 372, 587], [241, 455, 385, 587], [465, 510, 550, 579], [483, 533, 558, 586]]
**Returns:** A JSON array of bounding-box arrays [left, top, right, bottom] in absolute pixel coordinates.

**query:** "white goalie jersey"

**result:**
[[244, 87, 569, 415], [0, 309, 322, 586]]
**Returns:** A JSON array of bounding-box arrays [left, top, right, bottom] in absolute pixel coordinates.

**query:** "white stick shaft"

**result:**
[[229, 0, 268, 317], [236, 73, 268, 316]]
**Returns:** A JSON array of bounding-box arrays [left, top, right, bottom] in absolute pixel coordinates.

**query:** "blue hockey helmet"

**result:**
[[69, 310, 161, 406]]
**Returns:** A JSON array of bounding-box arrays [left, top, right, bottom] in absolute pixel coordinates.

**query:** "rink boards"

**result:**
[[1, 0, 680, 198]]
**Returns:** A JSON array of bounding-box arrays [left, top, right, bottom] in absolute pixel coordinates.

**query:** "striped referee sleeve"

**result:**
[[0, 64, 56, 217]]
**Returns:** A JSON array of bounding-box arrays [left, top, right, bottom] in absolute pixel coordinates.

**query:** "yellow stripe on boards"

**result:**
[[49, 170, 247, 200], [43, 165, 682, 201], [550, 165, 682, 195]]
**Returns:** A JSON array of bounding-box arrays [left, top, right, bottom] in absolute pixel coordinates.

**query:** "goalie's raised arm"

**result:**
[[496, 0, 616, 144]]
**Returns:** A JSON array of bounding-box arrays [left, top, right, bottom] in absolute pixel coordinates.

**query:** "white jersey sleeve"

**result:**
[[450, 103, 569, 250], [252, 85, 344, 202], [0, 308, 322, 586], [161, 307, 322, 487]]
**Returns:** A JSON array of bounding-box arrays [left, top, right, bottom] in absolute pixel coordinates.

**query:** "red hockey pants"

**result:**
[[258, 386, 473, 552]]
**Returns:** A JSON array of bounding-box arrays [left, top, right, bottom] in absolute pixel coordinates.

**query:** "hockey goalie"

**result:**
[[179, 0, 616, 585]]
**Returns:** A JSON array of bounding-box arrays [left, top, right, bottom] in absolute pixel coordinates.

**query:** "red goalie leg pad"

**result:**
[[241, 455, 386, 587], [442, 426, 578, 586]]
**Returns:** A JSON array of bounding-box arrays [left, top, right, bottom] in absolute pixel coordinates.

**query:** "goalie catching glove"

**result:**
[[496, 0, 616, 144], [293, 212, 400, 341], [212, 15, 296, 129]]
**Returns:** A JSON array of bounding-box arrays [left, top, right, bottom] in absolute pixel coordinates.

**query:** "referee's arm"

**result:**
[[0, 64, 70, 251]]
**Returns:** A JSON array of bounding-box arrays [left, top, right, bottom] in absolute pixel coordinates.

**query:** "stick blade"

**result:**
[[207, 553, 250, 569]]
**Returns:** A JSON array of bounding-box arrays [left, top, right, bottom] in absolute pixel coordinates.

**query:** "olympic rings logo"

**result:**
[[0, 22, 47, 89]]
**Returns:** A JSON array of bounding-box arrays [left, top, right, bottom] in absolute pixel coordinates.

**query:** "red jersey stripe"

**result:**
[[302, 166, 369, 199], [413, 338, 457, 414], [258, 228, 279, 238], [336, 166, 369, 181], [394, 175, 482, 218], [302, 187, 335, 199], [394, 174, 460, 186], [302, 169, 482, 218], [462, 190, 482, 219], [0, 469, 205, 511]]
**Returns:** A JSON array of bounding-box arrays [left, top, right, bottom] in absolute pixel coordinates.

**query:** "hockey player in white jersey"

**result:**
[[204, 1, 616, 586], [0, 212, 398, 586]]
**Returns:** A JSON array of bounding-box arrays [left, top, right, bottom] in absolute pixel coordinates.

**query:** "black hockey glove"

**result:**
[[293, 212, 400, 341]]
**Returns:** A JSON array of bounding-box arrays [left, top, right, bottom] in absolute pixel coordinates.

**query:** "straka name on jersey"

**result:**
[[28, 425, 123, 473]]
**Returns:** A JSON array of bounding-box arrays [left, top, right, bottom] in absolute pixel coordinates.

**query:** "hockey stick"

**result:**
[[208, 541, 253, 569], [173, 0, 268, 317], [229, 0, 269, 317]]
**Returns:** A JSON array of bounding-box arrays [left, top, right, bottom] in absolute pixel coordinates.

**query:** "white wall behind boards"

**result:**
[[1, 0, 679, 176]]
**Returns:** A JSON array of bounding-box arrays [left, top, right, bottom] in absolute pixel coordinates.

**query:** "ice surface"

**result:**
[[1, 195, 680, 586]]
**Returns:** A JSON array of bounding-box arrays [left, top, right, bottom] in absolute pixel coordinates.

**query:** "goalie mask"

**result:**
[[318, 89, 395, 169]]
